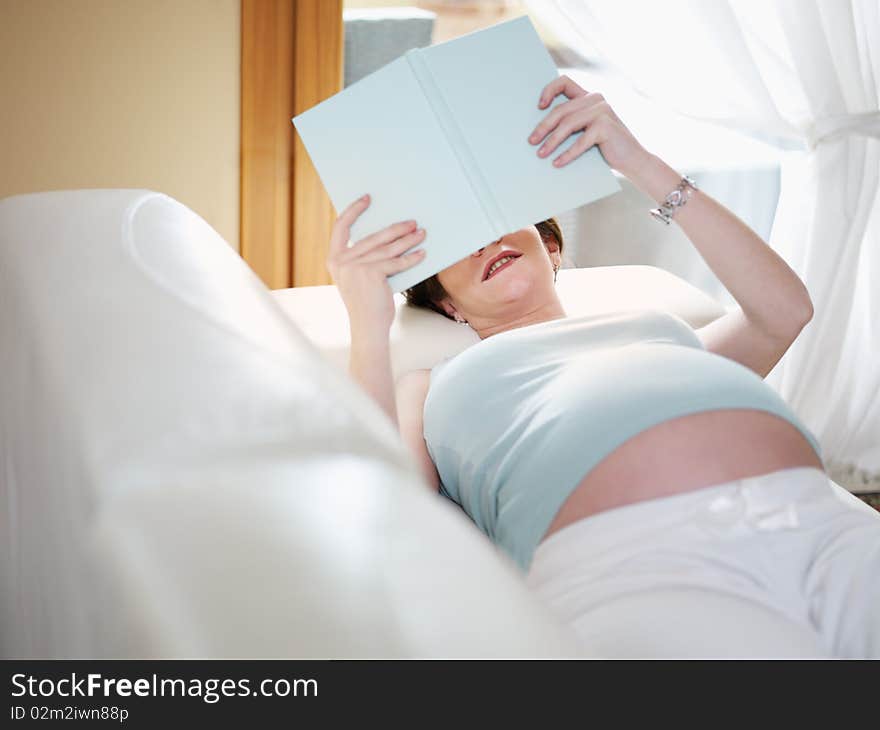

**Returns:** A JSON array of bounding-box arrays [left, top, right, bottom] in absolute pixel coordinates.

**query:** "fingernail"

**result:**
[[361, 194, 369, 201]]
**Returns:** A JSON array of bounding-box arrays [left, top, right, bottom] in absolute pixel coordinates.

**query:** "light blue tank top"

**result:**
[[422, 310, 822, 574]]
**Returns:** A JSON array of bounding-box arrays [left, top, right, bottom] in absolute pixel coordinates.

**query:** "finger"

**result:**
[[337, 193, 371, 228], [537, 100, 608, 156], [528, 102, 569, 145], [358, 227, 426, 264], [330, 194, 371, 254], [529, 91, 606, 145], [538, 74, 586, 108], [537, 114, 586, 158], [380, 247, 427, 275], [347, 219, 418, 257], [553, 125, 599, 167]]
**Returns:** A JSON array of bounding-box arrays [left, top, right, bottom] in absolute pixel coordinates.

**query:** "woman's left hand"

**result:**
[[528, 75, 649, 176]]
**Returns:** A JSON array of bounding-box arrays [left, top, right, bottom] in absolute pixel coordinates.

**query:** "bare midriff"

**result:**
[[540, 408, 824, 542]]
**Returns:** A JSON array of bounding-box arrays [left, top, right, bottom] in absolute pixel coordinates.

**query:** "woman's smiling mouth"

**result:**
[[483, 253, 521, 281]]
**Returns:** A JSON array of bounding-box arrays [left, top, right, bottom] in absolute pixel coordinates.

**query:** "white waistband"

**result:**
[[528, 466, 831, 576]]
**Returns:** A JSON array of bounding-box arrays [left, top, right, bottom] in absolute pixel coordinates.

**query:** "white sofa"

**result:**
[[2, 189, 865, 659]]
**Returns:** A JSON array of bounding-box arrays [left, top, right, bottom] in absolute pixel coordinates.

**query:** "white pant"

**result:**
[[525, 466, 880, 658]]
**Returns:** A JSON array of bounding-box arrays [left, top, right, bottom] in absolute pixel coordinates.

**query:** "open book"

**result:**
[[293, 14, 621, 293]]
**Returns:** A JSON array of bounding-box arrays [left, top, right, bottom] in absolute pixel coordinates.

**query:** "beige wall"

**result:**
[[0, 0, 241, 250]]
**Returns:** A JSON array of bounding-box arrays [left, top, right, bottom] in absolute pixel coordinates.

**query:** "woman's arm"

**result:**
[[624, 153, 814, 334], [325, 193, 427, 428], [622, 152, 813, 377], [527, 76, 813, 378], [350, 329, 399, 428]]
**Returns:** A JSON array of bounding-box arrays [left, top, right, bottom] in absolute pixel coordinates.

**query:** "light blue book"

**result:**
[[293, 14, 621, 293]]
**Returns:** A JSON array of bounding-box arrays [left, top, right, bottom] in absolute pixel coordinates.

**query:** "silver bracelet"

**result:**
[[649, 175, 698, 224]]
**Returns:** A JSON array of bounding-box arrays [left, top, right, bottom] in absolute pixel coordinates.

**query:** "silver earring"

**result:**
[[553, 265, 559, 283]]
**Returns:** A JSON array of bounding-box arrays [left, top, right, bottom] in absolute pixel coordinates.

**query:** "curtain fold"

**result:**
[[526, 0, 880, 489]]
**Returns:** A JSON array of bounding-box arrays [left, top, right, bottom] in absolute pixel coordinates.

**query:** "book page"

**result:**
[[293, 56, 496, 294], [420, 15, 621, 233]]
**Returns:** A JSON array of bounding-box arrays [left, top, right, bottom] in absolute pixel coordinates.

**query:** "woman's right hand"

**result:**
[[326, 194, 427, 334]]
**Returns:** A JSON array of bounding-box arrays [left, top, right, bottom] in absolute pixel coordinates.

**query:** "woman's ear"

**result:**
[[545, 240, 562, 269], [436, 296, 460, 321]]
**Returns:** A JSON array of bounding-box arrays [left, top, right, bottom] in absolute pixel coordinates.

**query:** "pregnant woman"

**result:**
[[327, 75, 880, 658]]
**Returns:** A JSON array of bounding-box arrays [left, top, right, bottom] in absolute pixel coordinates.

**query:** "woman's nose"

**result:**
[[473, 238, 501, 256]]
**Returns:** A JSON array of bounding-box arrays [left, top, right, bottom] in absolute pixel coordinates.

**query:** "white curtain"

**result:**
[[525, 0, 880, 490]]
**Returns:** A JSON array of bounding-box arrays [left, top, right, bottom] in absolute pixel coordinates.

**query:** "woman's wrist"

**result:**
[[621, 152, 687, 203]]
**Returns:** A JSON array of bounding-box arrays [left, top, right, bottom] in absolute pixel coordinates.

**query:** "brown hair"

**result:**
[[401, 219, 564, 321]]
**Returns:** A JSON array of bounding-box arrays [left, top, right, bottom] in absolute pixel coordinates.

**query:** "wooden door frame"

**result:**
[[240, 0, 343, 289]]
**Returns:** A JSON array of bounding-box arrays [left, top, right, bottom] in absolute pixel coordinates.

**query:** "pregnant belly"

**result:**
[[541, 408, 824, 542]]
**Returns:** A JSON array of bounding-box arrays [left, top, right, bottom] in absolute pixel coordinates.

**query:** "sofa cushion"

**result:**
[[272, 265, 729, 379]]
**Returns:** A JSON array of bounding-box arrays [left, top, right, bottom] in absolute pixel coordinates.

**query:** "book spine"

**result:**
[[405, 50, 507, 237]]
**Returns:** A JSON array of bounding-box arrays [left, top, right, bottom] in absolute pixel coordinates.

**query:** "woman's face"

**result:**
[[435, 225, 562, 325]]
